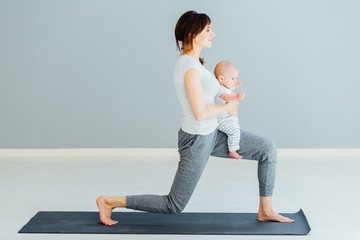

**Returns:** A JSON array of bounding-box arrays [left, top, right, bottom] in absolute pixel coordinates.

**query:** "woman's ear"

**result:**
[[192, 35, 197, 45], [188, 33, 197, 45]]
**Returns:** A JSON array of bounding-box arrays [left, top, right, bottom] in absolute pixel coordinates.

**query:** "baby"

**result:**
[[214, 60, 244, 160]]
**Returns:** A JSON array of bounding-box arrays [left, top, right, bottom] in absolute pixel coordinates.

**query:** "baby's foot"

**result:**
[[229, 151, 242, 159]]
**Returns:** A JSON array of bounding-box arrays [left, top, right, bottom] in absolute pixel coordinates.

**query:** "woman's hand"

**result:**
[[226, 100, 239, 116]]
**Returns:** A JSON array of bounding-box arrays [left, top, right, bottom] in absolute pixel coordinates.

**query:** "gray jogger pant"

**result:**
[[126, 128, 277, 214]]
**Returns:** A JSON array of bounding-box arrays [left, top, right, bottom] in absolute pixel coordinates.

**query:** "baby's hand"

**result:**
[[236, 93, 245, 100], [231, 81, 242, 90]]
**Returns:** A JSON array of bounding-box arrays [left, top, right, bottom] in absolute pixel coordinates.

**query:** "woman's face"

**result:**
[[194, 24, 216, 48]]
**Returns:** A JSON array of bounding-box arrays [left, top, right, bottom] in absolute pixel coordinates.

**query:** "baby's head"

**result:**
[[214, 60, 239, 89]]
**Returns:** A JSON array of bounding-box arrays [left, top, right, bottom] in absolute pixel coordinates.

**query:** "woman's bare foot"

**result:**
[[258, 210, 295, 223], [96, 196, 118, 226], [229, 151, 243, 159]]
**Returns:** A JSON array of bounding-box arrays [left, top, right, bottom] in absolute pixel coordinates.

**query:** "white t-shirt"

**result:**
[[173, 55, 220, 135], [215, 85, 238, 120], [215, 85, 232, 106]]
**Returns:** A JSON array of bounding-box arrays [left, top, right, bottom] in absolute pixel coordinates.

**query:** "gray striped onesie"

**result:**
[[215, 85, 240, 152]]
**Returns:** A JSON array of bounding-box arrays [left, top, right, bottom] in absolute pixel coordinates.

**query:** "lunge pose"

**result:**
[[96, 10, 294, 225]]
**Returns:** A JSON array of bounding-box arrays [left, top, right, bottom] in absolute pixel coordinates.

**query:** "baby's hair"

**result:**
[[214, 60, 238, 78]]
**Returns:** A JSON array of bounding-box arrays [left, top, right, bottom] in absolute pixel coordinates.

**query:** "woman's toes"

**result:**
[[280, 215, 294, 223], [258, 212, 295, 223]]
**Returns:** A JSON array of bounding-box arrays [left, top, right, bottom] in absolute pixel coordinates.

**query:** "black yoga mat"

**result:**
[[19, 209, 310, 235]]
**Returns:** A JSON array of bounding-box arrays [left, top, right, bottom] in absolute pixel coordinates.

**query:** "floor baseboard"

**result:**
[[0, 148, 360, 158]]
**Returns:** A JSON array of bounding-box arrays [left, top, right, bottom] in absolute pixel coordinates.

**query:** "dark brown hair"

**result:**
[[175, 10, 211, 65]]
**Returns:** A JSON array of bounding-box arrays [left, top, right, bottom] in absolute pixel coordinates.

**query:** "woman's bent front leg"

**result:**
[[211, 128, 277, 197], [211, 128, 293, 223]]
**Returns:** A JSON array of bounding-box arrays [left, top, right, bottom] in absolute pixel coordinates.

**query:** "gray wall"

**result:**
[[1, 0, 359, 148]]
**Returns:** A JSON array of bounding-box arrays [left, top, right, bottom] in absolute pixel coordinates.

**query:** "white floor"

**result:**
[[1, 153, 359, 240]]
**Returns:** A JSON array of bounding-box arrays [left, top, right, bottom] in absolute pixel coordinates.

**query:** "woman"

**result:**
[[96, 10, 294, 225]]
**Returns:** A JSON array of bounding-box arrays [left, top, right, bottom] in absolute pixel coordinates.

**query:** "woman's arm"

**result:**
[[184, 68, 238, 121]]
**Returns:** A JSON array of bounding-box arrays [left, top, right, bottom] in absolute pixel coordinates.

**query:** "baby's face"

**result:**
[[219, 67, 239, 89]]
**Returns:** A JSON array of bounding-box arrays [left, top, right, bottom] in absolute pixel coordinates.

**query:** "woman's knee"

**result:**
[[167, 205, 185, 214], [260, 137, 277, 162], [165, 200, 186, 214], [165, 195, 188, 214]]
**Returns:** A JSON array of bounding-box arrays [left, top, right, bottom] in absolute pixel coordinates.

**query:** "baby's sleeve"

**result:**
[[215, 88, 223, 100], [216, 86, 230, 99], [214, 86, 228, 105]]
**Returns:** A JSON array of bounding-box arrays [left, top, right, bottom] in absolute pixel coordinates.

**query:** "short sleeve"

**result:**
[[215, 86, 232, 106], [215, 88, 223, 99], [216, 86, 230, 98], [181, 57, 204, 79]]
